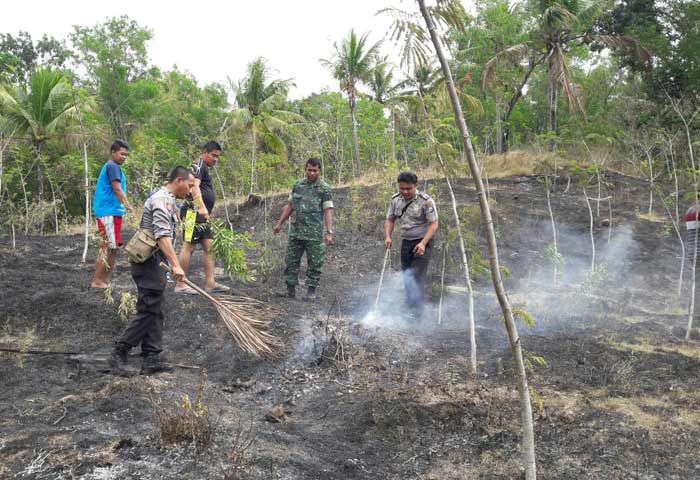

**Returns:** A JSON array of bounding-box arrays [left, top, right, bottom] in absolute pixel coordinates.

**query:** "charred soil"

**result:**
[[1, 172, 699, 479]]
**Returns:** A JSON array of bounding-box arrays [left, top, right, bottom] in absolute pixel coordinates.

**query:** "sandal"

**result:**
[[206, 284, 230, 294], [174, 286, 198, 295]]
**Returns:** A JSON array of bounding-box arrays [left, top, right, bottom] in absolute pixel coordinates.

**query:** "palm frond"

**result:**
[[587, 34, 652, 66], [553, 44, 585, 116], [482, 43, 531, 92]]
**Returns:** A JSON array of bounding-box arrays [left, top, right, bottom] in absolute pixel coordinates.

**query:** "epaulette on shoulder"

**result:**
[[418, 192, 431, 200], [391, 192, 401, 199]]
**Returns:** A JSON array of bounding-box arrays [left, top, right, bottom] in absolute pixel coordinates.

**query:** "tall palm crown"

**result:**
[[321, 30, 381, 169], [234, 57, 294, 117], [322, 30, 382, 108], [0, 68, 77, 147], [230, 57, 301, 193], [369, 57, 405, 105]]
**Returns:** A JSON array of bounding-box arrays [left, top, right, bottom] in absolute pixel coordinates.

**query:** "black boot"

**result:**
[[140, 353, 174, 375], [277, 285, 296, 299], [109, 343, 130, 375], [302, 286, 317, 301]]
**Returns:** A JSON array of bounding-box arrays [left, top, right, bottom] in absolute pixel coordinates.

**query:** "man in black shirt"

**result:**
[[175, 141, 230, 294]]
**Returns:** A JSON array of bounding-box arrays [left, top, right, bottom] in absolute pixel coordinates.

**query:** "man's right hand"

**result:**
[[171, 265, 185, 282], [384, 237, 392, 249], [273, 224, 282, 235], [199, 210, 209, 221]]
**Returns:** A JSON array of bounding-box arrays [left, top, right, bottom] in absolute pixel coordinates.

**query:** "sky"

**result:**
[[0, 0, 443, 99]]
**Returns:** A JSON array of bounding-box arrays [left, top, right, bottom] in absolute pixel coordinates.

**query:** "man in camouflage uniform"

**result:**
[[384, 172, 439, 318], [274, 158, 334, 301]]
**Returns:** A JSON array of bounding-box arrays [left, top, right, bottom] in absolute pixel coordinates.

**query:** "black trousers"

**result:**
[[118, 253, 167, 355], [400, 238, 433, 309]]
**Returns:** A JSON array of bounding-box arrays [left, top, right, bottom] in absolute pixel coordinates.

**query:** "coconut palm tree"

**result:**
[[229, 57, 301, 194], [368, 57, 405, 105], [320, 29, 382, 172], [0, 68, 78, 231], [483, 0, 650, 151]]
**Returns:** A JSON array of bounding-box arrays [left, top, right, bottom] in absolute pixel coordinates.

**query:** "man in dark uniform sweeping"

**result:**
[[110, 167, 194, 375]]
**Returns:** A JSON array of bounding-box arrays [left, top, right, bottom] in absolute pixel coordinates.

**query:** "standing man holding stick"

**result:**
[[384, 172, 439, 319], [274, 158, 334, 301], [91, 140, 134, 289], [110, 167, 194, 375]]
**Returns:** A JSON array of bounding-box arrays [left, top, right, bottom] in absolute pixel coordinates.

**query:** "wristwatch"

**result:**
[[325, 230, 334, 235]]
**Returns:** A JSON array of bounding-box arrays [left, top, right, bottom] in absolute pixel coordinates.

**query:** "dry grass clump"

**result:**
[[484, 150, 552, 178], [221, 416, 257, 480], [153, 374, 214, 449]]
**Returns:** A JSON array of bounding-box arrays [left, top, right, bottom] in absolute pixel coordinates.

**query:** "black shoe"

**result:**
[[109, 343, 130, 374], [277, 285, 296, 299], [302, 287, 317, 301], [140, 354, 175, 375]]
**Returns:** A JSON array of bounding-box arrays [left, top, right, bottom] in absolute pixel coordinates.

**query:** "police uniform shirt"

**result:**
[[141, 187, 178, 240], [387, 190, 438, 240]]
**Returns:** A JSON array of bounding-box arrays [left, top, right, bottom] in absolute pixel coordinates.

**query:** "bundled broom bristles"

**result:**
[[211, 295, 281, 357], [160, 262, 280, 357]]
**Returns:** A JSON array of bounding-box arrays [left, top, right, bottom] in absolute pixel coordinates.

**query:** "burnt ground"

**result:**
[[2, 172, 700, 479]]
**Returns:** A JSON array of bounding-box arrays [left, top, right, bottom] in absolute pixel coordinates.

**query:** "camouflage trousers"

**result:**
[[285, 237, 326, 288]]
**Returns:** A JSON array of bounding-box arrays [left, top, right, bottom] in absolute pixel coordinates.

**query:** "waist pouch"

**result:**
[[125, 228, 159, 263]]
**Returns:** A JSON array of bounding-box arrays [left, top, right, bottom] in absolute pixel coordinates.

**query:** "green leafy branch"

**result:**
[[210, 220, 257, 283]]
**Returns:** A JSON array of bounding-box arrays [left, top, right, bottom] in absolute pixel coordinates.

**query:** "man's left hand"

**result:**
[[413, 242, 426, 256], [324, 233, 333, 246]]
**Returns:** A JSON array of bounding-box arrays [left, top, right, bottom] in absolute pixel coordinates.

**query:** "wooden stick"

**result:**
[[374, 248, 391, 311], [0, 347, 80, 355], [160, 262, 218, 303]]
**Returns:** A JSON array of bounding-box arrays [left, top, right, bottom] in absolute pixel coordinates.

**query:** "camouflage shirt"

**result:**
[[387, 190, 438, 240], [289, 178, 333, 240]]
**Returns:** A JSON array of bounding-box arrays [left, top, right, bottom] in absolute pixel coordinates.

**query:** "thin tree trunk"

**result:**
[[667, 99, 700, 339], [607, 196, 613, 245], [547, 50, 558, 152], [0, 133, 6, 201], [72, 88, 92, 264], [81, 141, 90, 263], [545, 181, 558, 286], [11, 223, 16, 250], [584, 189, 595, 274], [495, 97, 502, 154], [645, 149, 654, 215], [418, 89, 477, 375], [47, 172, 59, 234], [213, 165, 233, 230], [418, 3, 536, 478], [21, 172, 30, 235], [597, 169, 602, 218], [36, 144, 45, 235], [390, 108, 396, 164], [349, 94, 361, 172], [338, 140, 344, 185], [668, 142, 684, 295], [250, 125, 257, 195], [661, 199, 685, 296], [438, 243, 447, 325], [688, 223, 698, 341]]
